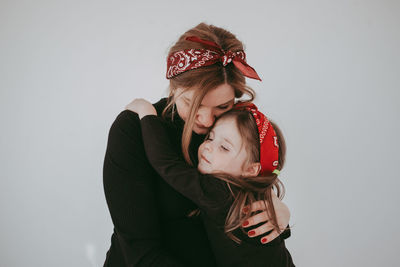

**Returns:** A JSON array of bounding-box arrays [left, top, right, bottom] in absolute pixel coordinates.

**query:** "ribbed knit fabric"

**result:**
[[103, 98, 216, 266]]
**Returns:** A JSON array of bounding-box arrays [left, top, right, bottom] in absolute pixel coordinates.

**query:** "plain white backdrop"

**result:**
[[1, 0, 399, 266]]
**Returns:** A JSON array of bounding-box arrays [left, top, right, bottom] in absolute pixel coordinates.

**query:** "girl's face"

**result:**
[[175, 84, 235, 134], [197, 117, 256, 177]]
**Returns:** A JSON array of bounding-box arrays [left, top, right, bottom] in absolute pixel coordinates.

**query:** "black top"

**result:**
[[103, 98, 216, 266], [140, 114, 295, 267]]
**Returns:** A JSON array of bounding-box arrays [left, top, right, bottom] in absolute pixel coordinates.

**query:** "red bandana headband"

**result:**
[[234, 102, 279, 176], [166, 36, 262, 81]]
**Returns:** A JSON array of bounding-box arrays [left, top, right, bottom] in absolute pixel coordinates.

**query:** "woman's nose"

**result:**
[[197, 109, 215, 128]]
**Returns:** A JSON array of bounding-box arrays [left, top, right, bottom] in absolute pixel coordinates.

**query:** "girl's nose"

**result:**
[[204, 140, 213, 152]]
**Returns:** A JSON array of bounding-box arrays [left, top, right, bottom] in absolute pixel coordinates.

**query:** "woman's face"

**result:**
[[175, 83, 235, 134]]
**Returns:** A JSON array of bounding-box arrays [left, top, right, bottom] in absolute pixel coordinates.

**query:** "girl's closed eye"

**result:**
[[220, 145, 229, 151]]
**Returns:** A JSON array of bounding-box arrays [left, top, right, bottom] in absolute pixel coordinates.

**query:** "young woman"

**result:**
[[127, 99, 295, 266], [103, 23, 291, 266]]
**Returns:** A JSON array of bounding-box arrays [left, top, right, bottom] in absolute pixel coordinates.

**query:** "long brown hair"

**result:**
[[210, 109, 287, 243], [162, 23, 256, 165]]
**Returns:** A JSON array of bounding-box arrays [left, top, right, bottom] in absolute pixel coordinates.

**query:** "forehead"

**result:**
[[180, 84, 235, 107], [212, 117, 242, 145]]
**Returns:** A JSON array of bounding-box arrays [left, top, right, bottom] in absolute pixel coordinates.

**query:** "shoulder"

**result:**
[[108, 110, 141, 141], [106, 97, 171, 151], [110, 97, 168, 138], [152, 97, 168, 115]]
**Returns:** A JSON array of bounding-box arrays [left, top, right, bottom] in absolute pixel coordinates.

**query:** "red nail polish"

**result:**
[[261, 238, 268, 243], [242, 221, 249, 227], [248, 230, 255, 237]]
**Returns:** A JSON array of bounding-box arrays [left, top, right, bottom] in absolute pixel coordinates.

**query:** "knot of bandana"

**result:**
[[166, 36, 261, 81], [234, 102, 279, 175]]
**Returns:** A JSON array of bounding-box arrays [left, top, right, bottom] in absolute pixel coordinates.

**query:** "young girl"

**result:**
[[126, 99, 295, 267]]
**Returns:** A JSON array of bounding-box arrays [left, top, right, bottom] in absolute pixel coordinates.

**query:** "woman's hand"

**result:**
[[125, 98, 157, 119], [242, 193, 290, 244]]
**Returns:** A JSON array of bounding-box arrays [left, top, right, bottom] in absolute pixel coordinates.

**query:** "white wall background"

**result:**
[[1, 0, 399, 266]]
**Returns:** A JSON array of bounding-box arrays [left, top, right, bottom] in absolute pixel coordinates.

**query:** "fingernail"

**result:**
[[242, 207, 249, 213], [261, 237, 268, 243], [248, 230, 256, 237], [242, 221, 249, 227]]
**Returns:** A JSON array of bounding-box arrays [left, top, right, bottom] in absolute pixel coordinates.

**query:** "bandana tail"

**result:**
[[232, 61, 262, 81]]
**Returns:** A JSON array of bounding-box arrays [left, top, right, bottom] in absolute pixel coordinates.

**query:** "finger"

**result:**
[[260, 231, 279, 244], [247, 222, 274, 238], [242, 211, 270, 228], [249, 200, 268, 212], [241, 206, 249, 214]]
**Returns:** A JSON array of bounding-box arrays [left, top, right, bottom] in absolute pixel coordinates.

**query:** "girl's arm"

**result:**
[[126, 99, 230, 211], [141, 114, 230, 209]]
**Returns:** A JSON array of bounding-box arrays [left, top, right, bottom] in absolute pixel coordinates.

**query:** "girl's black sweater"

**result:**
[[139, 114, 295, 267]]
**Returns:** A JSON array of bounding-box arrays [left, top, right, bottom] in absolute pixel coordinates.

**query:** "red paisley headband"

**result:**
[[234, 102, 279, 176], [166, 36, 261, 81]]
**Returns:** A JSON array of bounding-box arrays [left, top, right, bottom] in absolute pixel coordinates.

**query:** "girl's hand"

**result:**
[[125, 98, 157, 119], [242, 194, 290, 244]]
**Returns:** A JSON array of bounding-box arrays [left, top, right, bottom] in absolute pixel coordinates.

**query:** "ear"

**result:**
[[242, 162, 262, 178]]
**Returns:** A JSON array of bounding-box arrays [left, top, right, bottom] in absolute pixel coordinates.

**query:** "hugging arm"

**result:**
[[139, 114, 229, 209], [139, 115, 290, 244], [244, 195, 291, 243], [103, 111, 184, 266], [128, 99, 291, 244]]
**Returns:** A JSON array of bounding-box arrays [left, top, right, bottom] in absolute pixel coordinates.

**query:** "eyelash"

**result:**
[[217, 105, 229, 110], [206, 137, 229, 152]]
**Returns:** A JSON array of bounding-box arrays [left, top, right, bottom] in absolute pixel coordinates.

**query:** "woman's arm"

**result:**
[[243, 195, 291, 243], [103, 110, 184, 266]]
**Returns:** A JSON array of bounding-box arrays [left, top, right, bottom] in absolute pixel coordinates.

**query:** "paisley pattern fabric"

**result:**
[[166, 36, 261, 81], [234, 102, 280, 175]]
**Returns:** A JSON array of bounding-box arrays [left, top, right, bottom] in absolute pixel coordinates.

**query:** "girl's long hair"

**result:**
[[210, 109, 287, 243], [162, 23, 255, 165]]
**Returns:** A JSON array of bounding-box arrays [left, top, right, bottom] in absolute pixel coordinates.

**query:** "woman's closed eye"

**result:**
[[217, 105, 230, 110]]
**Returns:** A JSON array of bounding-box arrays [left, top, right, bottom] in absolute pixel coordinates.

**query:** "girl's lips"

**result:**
[[201, 155, 210, 164]]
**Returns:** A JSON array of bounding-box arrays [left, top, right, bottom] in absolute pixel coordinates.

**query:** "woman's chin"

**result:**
[[193, 125, 209, 135]]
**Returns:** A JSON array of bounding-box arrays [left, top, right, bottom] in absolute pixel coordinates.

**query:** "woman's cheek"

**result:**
[[176, 103, 189, 122]]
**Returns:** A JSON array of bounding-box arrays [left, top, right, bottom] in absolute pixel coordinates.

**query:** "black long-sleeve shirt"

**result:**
[[140, 114, 295, 267], [103, 98, 216, 266]]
